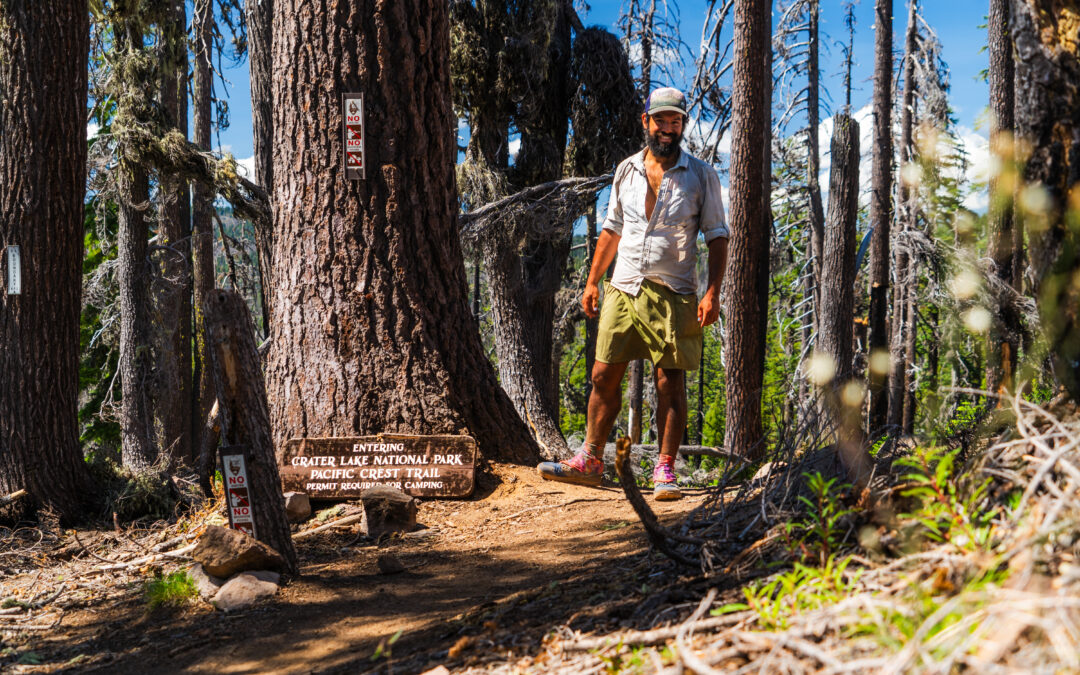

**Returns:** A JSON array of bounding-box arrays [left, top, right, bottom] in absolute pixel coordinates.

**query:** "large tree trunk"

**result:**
[[1010, 0, 1080, 399], [267, 0, 539, 464], [887, 0, 918, 430], [724, 0, 770, 459], [192, 0, 216, 465], [819, 113, 868, 484], [118, 24, 158, 472], [986, 0, 1018, 400], [488, 2, 573, 458], [204, 290, 297, 574], [0, 0, 93, 519], [245, 0, 274, 332], [866, 0, 893, 432], [155, 0, 194, 465]]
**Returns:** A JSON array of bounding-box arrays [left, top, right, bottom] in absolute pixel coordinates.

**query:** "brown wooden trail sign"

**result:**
[[280, 435, 477, 498]]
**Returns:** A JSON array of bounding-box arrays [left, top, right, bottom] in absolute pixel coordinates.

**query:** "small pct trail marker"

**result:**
[[5, 246, 21, 295], [280, 435, 477, 498], [343, 93, 365, 180], [222, 451, 257, 538]]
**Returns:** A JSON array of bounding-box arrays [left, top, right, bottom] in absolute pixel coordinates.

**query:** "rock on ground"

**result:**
[[192, 525, 287, 578], [187, 563, 225, 601], [283, 492, 311, 523], [360, 487, 417, 537], [211, 572, 280, 612]]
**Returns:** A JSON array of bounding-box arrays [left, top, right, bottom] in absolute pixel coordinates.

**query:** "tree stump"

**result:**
[[204, 289, 298, 574]]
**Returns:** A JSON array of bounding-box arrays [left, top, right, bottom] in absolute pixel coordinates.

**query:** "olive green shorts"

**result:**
[[595, 279, 703, 370]]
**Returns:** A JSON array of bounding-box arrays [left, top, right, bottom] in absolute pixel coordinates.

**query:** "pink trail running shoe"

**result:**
[[537, 449, 604, 486], [652, 461, 682, 501]]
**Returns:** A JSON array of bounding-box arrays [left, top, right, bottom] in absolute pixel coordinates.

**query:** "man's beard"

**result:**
[[646, 129, 682, 157]]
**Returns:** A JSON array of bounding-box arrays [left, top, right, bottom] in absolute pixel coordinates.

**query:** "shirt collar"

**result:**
[[631, 147, 689, 174]]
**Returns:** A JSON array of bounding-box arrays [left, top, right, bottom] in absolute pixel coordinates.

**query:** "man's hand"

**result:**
[[697, 290, 720, 327], [583, 282, 601, 319]]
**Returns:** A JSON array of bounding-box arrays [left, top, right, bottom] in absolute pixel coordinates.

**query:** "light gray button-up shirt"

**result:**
[[602, 148, 729, 296]]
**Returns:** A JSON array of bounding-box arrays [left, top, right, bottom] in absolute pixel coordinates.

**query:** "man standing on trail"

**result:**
[[537, 87, 729, 501]]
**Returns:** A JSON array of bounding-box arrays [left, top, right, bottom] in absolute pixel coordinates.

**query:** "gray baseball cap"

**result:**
[[646, 87, 688, 115]]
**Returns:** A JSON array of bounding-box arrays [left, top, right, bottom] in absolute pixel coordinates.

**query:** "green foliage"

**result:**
[[86, 454, 175, 521], [370, 629, 403, 662], [894, 446, 995, 550], [716, 556, 862, 630], [143, 570, 196, 610], [785, 472, 854, 566], [79, 201, 121, 455]]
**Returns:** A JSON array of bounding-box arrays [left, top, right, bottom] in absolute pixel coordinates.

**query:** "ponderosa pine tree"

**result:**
[[0, 0, 94, 518], [725, 0, 771, 459], [266, 0, 539, 463]]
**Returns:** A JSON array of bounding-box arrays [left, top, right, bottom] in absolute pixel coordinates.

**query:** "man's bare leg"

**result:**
[[538, 360, 628, 485], [585, 360, 630, 451], [653, 367, 686, 499]]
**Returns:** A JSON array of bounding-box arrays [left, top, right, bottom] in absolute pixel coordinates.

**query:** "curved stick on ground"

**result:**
[[614, 437, 701, 567]]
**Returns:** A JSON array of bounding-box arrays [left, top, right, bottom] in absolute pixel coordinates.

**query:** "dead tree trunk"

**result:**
[[866, 0, 893, 431], [204, 289, 298, 574], [819, 113, 869, 484], [627, 360, 645, 443], [0, 0, 94, 519], [267, 0, 540, 464], [724, 0, 771, 459], [806, 1, 825, 338], [118, 24, 158, 472], [191, 0, 216, 465], [1010, 0, 1080, 400], [986, 0, 1018, 400], [887, 0, 918, 430]]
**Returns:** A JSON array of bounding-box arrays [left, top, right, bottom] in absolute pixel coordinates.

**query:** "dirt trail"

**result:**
[[11, 465, 709, 674]]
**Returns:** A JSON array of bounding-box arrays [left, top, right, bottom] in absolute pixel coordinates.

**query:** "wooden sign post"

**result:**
[[279, 435, 477, 498]]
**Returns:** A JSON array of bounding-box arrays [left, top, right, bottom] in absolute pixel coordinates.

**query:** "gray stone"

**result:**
[[283, 492, 312, 523], [376, 553, 406, 574], [360, 487, 417, 537], [246, 569, 281, 584], [211, 572, 279, 612], [192, 525, 287, 578], [187, 563, 225, 601]]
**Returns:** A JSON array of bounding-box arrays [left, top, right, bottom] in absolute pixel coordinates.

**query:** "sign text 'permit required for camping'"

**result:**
[[280, 435, 477, 498], [343, 93, 365, 180]]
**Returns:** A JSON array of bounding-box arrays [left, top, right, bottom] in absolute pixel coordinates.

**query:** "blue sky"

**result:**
[[216, 0, 992, 210]]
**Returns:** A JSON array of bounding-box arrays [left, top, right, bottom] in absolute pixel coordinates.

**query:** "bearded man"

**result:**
[[537, 87, 729, 500]]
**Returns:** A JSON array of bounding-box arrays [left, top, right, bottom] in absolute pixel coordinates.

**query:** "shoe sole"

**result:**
[[537, 466, 603, 487], [654, 487, 683, 501]]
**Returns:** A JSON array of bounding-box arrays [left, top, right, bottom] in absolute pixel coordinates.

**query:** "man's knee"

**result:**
[[655, 368, 685, 397], [591, 362, 625, 393]]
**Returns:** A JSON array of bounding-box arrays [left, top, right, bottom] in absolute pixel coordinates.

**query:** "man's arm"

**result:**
[[697, 236, 728, 327], [582, 229, 621, 318]]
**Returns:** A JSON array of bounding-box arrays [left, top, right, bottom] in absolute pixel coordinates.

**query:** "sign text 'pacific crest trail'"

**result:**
[[279, 435, 477, 498]]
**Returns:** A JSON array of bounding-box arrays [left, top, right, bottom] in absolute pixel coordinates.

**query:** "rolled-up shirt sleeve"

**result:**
[[700, 165, 729, 242], [601, 163, 628, 236]]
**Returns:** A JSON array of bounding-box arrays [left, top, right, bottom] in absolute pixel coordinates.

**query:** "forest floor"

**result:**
[[0, 463, 718, 674]]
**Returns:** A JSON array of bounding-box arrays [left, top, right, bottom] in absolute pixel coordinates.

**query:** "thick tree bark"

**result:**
[[1010, 0, 1080, 400], [986, 0, 1018, 400], [488, 2, 574, 458], [192, 0, 216, 465], [866, 0, 893, 431], [0, 0, 94, 519], [155, 1, 193, 465], [204, 290, 298, 574], [887, 0, 918, 430], [246, 0, 274, 332], [267, 0, 539, 464], [724, 0, 770, 459], [118, 25, 158, 472], [819, 113, 869, 484]]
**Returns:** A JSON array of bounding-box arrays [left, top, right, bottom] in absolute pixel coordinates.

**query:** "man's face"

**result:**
[[643, 111, 685, 158]]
